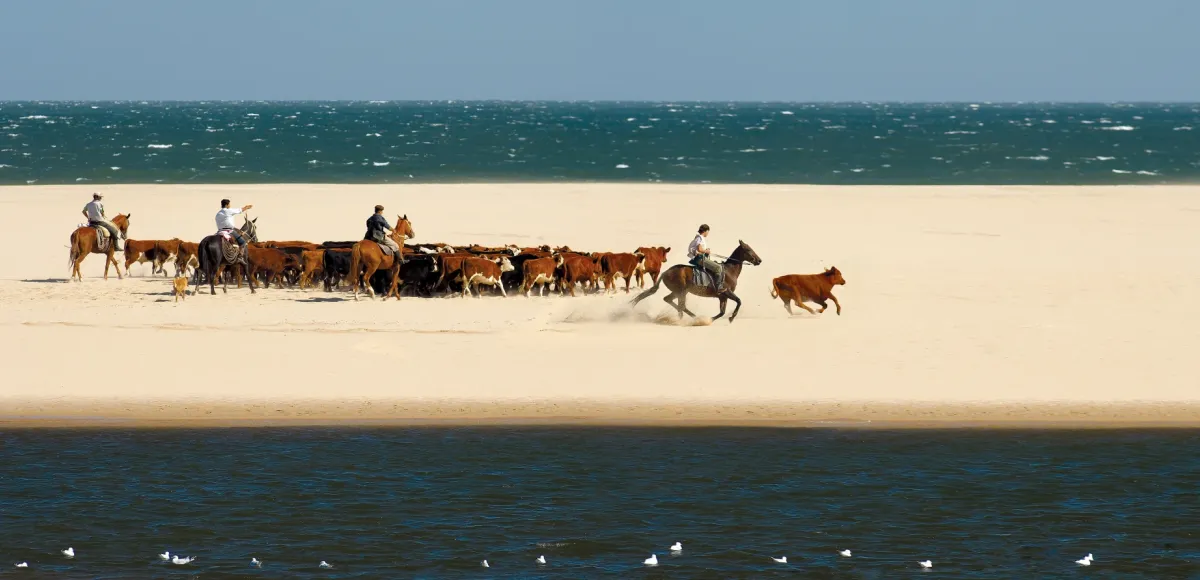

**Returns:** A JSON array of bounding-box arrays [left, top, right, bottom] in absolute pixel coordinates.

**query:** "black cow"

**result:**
[[322, 248, 353, 291]]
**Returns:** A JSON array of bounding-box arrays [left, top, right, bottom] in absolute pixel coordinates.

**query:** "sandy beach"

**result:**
[[1, 183, 1198, 427]]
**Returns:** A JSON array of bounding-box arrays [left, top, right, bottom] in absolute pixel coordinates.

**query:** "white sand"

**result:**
[[2, 183, 1199, 427]]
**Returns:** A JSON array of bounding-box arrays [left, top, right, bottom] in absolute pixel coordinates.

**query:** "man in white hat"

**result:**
[[81, 192, 123, 251]]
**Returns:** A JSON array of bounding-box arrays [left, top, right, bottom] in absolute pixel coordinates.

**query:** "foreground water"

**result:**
[[1, 102, 1197, 185], [1, 428, 1198, 578]]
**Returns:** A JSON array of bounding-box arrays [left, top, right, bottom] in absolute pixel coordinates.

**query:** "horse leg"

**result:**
[[110, 251, 123, 280], [712, 296, 727, 322], [728, 292, 744, 323], [247, 263, 257, 294], [362, 264, 379, 299], [102, 251, 111, 280], [678, 291, 697, 318]]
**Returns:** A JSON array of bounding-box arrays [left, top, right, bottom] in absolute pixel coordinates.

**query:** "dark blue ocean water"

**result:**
[[1, 102, 1197, 185], [1, 428, 1198, 578]]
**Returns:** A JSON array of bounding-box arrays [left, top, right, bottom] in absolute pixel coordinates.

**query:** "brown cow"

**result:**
[[634, 246, 670, 288], [174, 241, 199, 278], [770, 267, 847, 315], [434, 253, 476, 295], [123, 239, 162, 275], [298, 250, 325, 289], [154, 239, 184, 277], [520, 256, 558, 297], [263, 241, 320, 250], [247, 247, 291, 289], [600, 252, 645, 294], [556, 253, 600, 297], [461, 256, 515, 298]]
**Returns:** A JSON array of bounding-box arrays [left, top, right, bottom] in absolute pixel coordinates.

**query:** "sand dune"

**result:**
[[2, 184, 1199, 427]]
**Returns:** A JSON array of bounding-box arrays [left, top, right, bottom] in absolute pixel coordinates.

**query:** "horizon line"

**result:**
[[2, 99, 1199, 106]]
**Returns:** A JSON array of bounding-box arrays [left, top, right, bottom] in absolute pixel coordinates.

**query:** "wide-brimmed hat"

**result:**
[[93, 192, 104, 199]]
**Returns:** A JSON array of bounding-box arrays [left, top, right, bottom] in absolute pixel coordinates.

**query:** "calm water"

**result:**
[[1, 428, 1198, 578], [1, 102, 1198, 185]]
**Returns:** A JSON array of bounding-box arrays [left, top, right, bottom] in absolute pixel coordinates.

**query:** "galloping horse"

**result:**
[[68, 214, 130, 281], [194, 216, 259, 295], [630, 240, 762, 323], [347, 215, 414, 301]]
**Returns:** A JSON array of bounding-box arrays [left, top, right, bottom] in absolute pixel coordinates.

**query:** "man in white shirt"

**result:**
[[215, 198, 253, 249], [687, 223, 723, 290], [81, 192, 123, 251]]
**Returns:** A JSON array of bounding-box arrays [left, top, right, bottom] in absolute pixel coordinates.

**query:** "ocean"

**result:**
[[1, 102, 1197, 185], [2, 427, 1197, 578]]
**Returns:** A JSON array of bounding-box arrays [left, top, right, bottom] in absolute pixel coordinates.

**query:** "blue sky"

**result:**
[[1, 0, 1196, 101]]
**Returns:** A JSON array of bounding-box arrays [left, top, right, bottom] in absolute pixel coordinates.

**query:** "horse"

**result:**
[[194, 216, 259, 295], [68, 214, 131, 281], [347, 215, 415, 301], [630, 240, 762, 323]]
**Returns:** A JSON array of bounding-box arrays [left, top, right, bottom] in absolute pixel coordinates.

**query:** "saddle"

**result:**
[[84, 223, 112, 252], [689, 265, 724, 292], [218, 230, 248, 264]]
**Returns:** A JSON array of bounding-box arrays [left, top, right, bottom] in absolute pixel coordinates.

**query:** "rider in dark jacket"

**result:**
[[364, 205, 400, 254]]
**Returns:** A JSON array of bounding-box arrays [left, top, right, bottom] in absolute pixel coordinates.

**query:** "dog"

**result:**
[[172, 275, 189, 302]]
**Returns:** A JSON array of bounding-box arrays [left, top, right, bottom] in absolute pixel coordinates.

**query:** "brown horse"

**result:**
[[68, 214, 131, 281], [347, 215, 414, 301], [630, 240, 762, 323]]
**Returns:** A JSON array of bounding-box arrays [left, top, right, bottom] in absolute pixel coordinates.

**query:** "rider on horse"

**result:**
[[215, 198, 253, 254], [364, 205, 401, 255], [82, 192, 123, 251], [688, 224, 723, 291]]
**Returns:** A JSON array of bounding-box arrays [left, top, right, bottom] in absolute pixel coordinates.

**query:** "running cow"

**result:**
[[770, 267, 846, 316]]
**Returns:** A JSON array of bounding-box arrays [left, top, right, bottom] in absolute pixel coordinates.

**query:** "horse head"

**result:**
[[113, 214, 131, 235], [731, 240, 763, 266], [242, 216, 259, 243], [396, 214, 415, 239]]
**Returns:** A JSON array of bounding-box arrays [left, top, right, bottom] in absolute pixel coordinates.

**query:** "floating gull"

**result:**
[[159, 551, 170, 561], [1076, 553, 1094, 566], [481, 560, 489, 568], [172, 556, 194, 565], [670, 542, 683, 553], [643, 554, 658, 566], [62, 547, 74, 558], [319, 561, 333, 569], [839, 549, 852, 557], [772, 556, 788, 564], [251, 557, 262, 567], [536, 555, 546, 565], [919, 560, 933, 569], [15, 562, 28, 568]]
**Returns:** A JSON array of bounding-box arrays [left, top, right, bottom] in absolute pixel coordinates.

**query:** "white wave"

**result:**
[[944, 130, 976, 135], [147, 143, 173, 149], [822, 125, 846, 130], [1015, 155, 1050, 161], [75, 177, 89, 182], [366, 133, 381, 137], [245, 113, 259, 117], [1133, 116, 1144, 120], [1080, 120, 1095, 124], [1112, 169, 1131, 174], [252, 138, 265, 142], [1174, 126, 1193, 131], [110, 166, 120, 171], [780, 111, 794, 115], [1042, 119, 1057, 124], [638, 125, 653, 129], [1136, 170, 1159, 176], [19, 115, 48, 120], [0, 164, 11, 169], [738, 148, 767, 153], [626, 117, 636, 122], [1100, 125, 1135, 131], [615, 163, 629, 169], [308, 160, 319, 164], [851, 168, 865, 173], [372, 161, 389, 166], [1092, 156, 1116, 161]]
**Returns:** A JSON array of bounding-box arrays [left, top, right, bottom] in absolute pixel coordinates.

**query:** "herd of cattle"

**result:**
[[122, 238, 673, 299]]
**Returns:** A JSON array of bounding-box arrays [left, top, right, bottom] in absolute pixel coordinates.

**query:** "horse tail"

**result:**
[[770, 278, 780, 299], [67, 232, 77, 272], [630, 266, 665, 306]]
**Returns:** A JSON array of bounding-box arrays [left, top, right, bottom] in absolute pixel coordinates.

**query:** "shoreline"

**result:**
[[4, 399, 1200, 429], [3, 184, 1199, 430]]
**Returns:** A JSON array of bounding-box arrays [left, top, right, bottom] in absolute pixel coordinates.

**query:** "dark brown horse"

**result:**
[[630, 240, 762, 323], [347, 215, 414, 301], [68, 214, 130, 281], [194, 216, 259, 295]]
